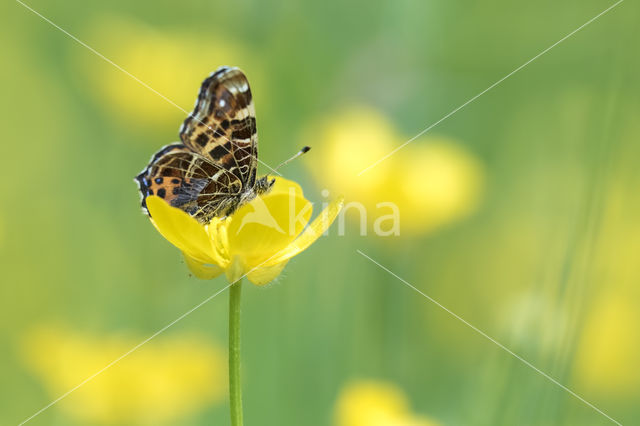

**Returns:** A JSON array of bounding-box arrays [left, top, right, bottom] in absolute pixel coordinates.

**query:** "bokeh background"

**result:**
[[1, 0, 639, 425]]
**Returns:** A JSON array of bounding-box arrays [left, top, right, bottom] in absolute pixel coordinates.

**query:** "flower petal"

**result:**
[[246, 260, 289, 286], [183, 253, 224, 279], [146, 196, 218, 265], [264, 196, 344, 266], [204, 218, 230, 264], [226, 182, 312, 266]]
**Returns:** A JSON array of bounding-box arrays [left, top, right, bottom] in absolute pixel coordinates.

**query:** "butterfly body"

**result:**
[[136, 66, 274, 223]]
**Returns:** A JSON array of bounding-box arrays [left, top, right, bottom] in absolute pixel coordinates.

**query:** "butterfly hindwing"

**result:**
[[179, 66, 258, 188], [135, 143, 242, 220]]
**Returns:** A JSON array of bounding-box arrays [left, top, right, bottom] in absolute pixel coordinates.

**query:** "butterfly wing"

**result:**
[[135, 143, 242, 222], [179, 66, 258, 189]]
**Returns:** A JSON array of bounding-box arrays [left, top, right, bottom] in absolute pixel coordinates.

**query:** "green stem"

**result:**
[[229, 279, 243, 426]]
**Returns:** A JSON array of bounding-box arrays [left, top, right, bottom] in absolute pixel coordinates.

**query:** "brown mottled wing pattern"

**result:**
[[135, 143, 242, 220], [179, 66, 258, 189]]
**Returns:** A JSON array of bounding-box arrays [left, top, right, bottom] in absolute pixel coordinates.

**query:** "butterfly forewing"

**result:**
[[179, 66, 258, 188]]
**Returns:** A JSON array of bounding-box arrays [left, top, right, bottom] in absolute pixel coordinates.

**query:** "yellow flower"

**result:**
[[395, 142, 483, 233], [574, 295, 640, 396], [146, 177, 343, 285], [310, 108, 398, 202], [305, 107, 484, 235], [21, 325, 226, 425], [334, 380, 439, 426], [73, 15, 256, 133]]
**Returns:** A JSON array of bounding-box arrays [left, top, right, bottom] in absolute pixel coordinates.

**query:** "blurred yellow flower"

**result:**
[[21, 325, 226, 425], [305, 107, 484, 235], [74, 15, 256, 132], [395, 143, 483, 233], [334, 381, 439, 426], [312, 109, 398, 202], [147, 177, 343, 285], [574, 295, 640, 396]]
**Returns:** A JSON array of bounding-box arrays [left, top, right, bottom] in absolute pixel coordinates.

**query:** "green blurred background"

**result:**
[[1, 0, 639, 425]]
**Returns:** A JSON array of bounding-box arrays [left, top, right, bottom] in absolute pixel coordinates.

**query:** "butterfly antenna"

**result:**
[[274, 146, 311, 171]]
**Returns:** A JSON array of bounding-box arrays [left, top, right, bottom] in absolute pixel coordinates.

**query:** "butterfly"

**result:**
[[135, 66, 275, 223]]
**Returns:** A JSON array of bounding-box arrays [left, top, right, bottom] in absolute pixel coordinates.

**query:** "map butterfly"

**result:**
[[135, 66, 280, 223]]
